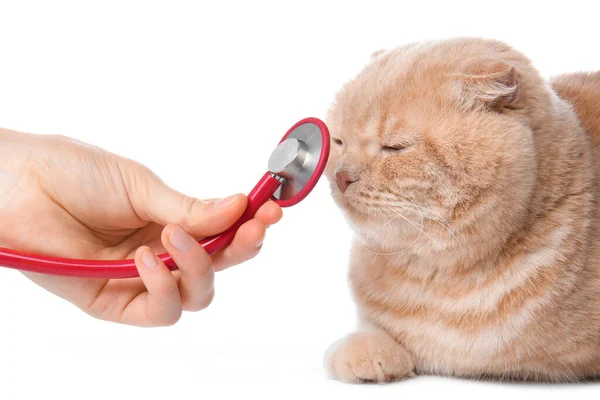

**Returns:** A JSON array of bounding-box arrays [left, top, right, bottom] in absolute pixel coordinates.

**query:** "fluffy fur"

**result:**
[[324, 37, 600, 383]]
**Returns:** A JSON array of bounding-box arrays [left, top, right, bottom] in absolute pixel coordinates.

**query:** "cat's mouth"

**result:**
[[329, 178, 417, 224], [337, 189, 439, 228]]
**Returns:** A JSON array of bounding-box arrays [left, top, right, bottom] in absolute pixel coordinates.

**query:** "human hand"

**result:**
[[0, 127, 282, 326]]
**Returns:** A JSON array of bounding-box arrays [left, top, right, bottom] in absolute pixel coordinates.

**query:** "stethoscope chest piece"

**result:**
[[267, 118, 330, 207]]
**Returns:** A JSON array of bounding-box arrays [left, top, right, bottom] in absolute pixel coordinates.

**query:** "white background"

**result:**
[[0, 1, 599, 399]]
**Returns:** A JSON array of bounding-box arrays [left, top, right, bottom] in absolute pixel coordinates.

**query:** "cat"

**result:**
[[323, 37, 600, 383]]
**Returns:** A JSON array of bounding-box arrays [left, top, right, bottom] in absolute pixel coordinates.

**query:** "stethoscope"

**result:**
[[0, 117, 330, 278]]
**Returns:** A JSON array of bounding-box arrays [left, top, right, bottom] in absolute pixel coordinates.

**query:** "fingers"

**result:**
[[171, 193, 247, 237], [161, 224, 215, 311], [212, 219, 266, 272], [254, 200, 283, 227], [130, 246, 183, 327], [210, 201, 282, 271], [121, 159, 248, 236], [114, 201, 280, 326]]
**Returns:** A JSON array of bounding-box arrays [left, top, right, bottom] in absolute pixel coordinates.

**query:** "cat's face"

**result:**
[[324, 39, 538, 252]]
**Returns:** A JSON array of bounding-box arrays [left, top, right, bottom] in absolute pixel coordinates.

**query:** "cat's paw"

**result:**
[[325, 331, 415, 383]]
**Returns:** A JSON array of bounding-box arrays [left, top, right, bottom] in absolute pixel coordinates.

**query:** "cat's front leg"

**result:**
[[324, 327, 415, 383]]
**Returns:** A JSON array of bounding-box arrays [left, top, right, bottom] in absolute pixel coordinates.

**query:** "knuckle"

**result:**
[[129, 164, 154, 201], [179, 196, 203, 226]]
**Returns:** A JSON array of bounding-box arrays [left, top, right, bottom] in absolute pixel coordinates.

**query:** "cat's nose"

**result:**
[[335, 171, 357, 193]]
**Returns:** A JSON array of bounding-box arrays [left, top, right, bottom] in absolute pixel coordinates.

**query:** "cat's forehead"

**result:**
[[334, 42, 447, 122], [355, 43, 436, 95], [333, 70, 431, 138]]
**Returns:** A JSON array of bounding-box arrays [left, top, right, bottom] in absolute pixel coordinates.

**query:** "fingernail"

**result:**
[[142, 250, 158, 268], [213, 194, 239, 209], [255, 233, 265, 248], [170, 226, 194, 252]]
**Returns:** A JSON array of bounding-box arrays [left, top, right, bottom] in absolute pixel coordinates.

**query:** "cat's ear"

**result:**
[[370, 49, 386, 60], [457, 60, 520, 111]]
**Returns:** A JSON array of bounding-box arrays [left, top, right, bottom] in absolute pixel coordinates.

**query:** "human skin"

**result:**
[[0, 127, 282, 327]]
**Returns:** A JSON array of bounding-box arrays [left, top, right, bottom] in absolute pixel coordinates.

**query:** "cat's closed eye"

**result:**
[[381, 142, 414, 153], [382, 144, 407, 151], [333, 138, 344, 146], [381, 132, 418, 153]]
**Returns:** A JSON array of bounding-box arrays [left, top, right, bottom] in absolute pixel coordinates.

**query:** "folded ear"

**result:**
[[457, 59, 520, 111]]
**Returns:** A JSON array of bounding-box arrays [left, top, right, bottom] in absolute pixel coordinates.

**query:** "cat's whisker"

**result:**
[[383, 205, 446, 252], [393, 202, 447, 234], [404, 200, 461, 247], [398, 205, 459, 253], [352, 197, 424, 256], [407, 201, 452, 226], [388, 205, 454, 256], [361, 215, 399, 246], [374, 198, 446, 235], [388, 198, 450, 226], [362, 214, 425, 257], [352, 196, 455, 255], [350, 197, 399, 241], [369, 212, 400, 237], [355, 196, 444, 237], [378, 197, 460, 243], [363, 246, 414, 257], [406, 202, 426, 253]]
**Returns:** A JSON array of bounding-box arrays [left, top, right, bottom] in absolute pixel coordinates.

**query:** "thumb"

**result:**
[[121, 160, 248, 237]]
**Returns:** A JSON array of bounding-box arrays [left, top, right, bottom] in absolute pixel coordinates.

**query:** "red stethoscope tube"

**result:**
[[0, 117, 330, 279]]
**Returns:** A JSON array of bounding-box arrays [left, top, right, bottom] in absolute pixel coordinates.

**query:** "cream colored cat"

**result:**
[[324, 37, 600, 383]]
